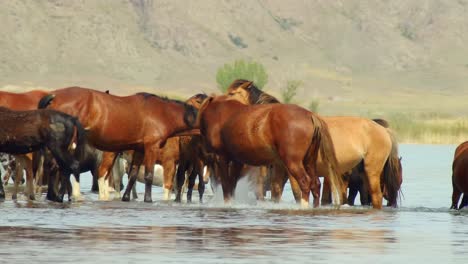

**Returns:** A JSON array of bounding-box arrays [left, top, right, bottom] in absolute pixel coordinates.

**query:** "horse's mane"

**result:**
[[228, 79, 280, 105], [136, 92, 186, 105], [136, 92, 198, 127]]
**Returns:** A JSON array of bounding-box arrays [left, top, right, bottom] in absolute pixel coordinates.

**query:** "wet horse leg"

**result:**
[[451, 179, 462, 210], [33, 151, 45, 195], [0, 169, 4, 201], [285, 161, 312, 208], [96, 152, 118, 201], [217, 158, 234, 202], [187, 159, 203, 203], [196, 160, 205, 203], [459, 194, 468, 210], [122, 152, 143, 202], [175, 160, 190, 202], [12, 158, 22, 200], [321, 177, 332, 206], [270, 164, 288, 202], [163, 160, 176, 201], [364, 162, 384, 209], [24, 155, 35, 200], [227, 161, 243, 202], [142, 148, 157, 203]]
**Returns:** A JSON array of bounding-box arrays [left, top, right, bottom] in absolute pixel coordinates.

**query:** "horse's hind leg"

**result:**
[[175, 160, 189, 203], [285, 162, 312, 208]]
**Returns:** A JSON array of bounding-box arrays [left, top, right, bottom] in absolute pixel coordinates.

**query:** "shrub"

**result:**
[[216, 59, 268, 93], [308, 98, 320, 112], [281, 80, 302, 103]]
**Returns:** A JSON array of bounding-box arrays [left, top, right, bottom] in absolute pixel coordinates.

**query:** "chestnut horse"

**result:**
[[451, 141, 468, 210], [0, 107, 85, 202], [227, 80, 402, 208], [196, 95, 343, 207], [0, 90, 49, 200], [38, 87, 198, 202]]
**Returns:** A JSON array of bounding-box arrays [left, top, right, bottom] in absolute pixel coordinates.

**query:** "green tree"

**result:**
[[281, 79, 302, 103], [216, 59, 268, 93]]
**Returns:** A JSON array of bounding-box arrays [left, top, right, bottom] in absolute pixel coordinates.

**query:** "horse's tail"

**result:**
[[382, 129, 402, 207], [307, 114, 343, 206], [38, 94, 55, 109], [70, 117, 86, 163]]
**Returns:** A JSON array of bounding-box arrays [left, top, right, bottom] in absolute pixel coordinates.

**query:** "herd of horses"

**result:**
[[0, 79, 465, 210]]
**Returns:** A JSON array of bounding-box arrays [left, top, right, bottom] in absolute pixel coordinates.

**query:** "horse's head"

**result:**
[[186, 93, 208, 109], [183, 103, 198, 128], [226, 79, 253, 105]]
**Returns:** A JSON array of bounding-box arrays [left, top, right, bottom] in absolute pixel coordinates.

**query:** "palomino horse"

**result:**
[[196, 95, 343, 207], [451, 141, 468, 210], [0, 107, 85, 202], [38, 87, 198, 202], [0, 89, 49, 200], [226, 79, 402, 208]]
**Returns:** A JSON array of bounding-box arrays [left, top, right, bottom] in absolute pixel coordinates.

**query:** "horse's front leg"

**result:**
[[11, 158, 22, 200], [20, 154, 35, 200], [143, 147, 158, 203]]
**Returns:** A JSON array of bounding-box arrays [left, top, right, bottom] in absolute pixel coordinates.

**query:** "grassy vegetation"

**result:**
[[382, 113, 468, 144]]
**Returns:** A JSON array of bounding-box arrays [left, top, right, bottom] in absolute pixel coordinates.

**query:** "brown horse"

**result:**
[[0, 107, 85, 202], [451, 141, 468, 210], [196, 95, 343, 207], [38, 87, 198, 202], [0, 90, 49, 200], [227, 80, 402, 209]]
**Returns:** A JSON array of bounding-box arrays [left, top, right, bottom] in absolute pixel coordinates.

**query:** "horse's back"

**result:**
[[453, 141, 468, 192], [0, 90, 48, 110], [318, 116, 392, 174]]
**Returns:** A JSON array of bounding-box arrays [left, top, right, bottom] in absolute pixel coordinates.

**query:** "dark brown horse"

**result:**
[[196, 95, 343, 207], [451, 141, 468, 210], [0, 89, 49, 200], [38, 87, 198, 202], [227, 79, 402, 209], [0, 107, 85, 202]]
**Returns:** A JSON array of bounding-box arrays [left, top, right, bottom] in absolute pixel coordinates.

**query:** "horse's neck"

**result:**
[[164, 102, 190, 133]]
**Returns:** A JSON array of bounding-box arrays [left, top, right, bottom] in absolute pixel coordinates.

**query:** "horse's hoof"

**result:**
[[122, 195, 130, 202], [144, 197, 152, 203], [12, 194, 17, 200]]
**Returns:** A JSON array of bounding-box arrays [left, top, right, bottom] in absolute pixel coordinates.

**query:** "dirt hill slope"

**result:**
[[1, 0, 467, 115]]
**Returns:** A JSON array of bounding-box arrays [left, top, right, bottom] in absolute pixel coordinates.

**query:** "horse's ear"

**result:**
[[239, 81, 253, 90]]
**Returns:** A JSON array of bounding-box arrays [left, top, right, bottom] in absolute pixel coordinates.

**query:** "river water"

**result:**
[[0, 144, 467, 263]]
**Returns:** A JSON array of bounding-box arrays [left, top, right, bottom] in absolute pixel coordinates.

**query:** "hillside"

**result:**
[[1, 0, 468, 116]]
